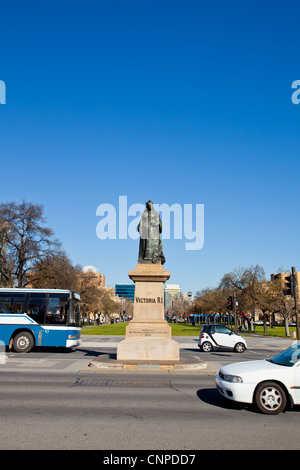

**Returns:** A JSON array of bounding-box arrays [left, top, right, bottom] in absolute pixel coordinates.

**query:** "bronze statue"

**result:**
[[138, 200, 165, 265]]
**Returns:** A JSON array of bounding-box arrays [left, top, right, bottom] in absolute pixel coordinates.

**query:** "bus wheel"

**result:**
[[13, 331, 34, 353]]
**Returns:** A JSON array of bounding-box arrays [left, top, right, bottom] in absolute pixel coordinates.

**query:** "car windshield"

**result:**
[[268, 344, 300, 367]]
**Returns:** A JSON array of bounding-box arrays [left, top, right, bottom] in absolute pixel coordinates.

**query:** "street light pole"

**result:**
[[291, 267, 300, 341], [233, 292, 238, 333]]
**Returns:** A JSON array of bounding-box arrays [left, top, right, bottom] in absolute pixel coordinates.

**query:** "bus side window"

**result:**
[[11, 295, 26, 314], [46, 296, 68, 324], [27, 295, 47, 324], [0, 298, 12, 313]]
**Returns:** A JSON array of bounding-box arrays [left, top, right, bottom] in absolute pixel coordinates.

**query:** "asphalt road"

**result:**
[[0, 371, 299, 451], [0, 334, 299, 451], [0, 333, 294, 374]]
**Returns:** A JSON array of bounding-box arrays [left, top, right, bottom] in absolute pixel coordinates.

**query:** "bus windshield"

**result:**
[[70, 294, 80, 326]]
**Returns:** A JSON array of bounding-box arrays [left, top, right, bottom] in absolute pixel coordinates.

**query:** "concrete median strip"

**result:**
[[88, 353, 211, 373], [81, 334, 293, 375]]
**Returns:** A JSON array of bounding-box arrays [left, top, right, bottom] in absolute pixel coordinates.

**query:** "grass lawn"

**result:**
[[82, 323, 129, 335], [82, 322, 202, 336], [248, 325, 296, 338], [81, 322, 297, 338]]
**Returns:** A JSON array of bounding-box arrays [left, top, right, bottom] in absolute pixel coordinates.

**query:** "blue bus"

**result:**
[[0, 288, 81, 353]]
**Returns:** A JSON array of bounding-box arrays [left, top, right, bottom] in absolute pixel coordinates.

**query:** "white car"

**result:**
[[198, 324, 247, 353], [216, 343, 300, 414]]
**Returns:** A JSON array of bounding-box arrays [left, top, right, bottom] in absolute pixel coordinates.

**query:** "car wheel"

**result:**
[[234, 342, 245, 353], [201, 341, 212, 352], [254, 381, 287, 415], [13, 331, 34, 353]]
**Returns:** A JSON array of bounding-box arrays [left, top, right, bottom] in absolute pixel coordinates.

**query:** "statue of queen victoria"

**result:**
[[138, 200, 165, 265]]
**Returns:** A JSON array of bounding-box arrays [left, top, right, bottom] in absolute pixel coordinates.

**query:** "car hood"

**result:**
[[219, 359, 290, 379]]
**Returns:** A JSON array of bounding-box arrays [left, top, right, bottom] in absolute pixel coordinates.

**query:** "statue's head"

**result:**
[[145, 200, 154, 210]]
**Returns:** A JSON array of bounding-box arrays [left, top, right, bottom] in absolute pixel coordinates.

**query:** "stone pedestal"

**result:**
[[117, 264, 180, 361]]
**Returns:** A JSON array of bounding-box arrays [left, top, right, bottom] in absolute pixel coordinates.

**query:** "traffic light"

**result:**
[[226, 296, 233, 310], [284, 275, 294, 296]]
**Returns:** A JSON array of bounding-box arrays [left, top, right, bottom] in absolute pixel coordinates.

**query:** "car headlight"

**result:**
[[220, 372, 243, 383]]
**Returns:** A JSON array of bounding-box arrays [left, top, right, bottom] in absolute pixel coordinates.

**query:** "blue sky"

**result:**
[[1, 0, 300, 294]]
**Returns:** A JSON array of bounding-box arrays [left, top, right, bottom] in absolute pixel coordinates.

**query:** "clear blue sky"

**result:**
[[1, 0, 300, 294]]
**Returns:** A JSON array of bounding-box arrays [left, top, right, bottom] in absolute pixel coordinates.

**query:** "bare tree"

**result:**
[[254, 280, 280, 334], [193, 287, 230, 323], [220, 265, 266, 325], [270, 278, 295, 336], [0, 201, 60, 287], [29, 251, 79, 291]]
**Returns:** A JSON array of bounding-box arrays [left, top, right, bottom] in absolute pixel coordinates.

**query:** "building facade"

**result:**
[[164, 284, 182, 307], [115, 283, 135, 301], [81, 266, 105, 287], [271, 271, 300, 297]]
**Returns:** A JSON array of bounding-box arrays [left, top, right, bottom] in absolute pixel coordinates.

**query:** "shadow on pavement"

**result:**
[[196, 387, 248, 411]]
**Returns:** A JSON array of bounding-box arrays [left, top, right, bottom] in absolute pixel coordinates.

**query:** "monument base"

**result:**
[[117, 336, 180, 361], [117, 264, 180, 362]]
